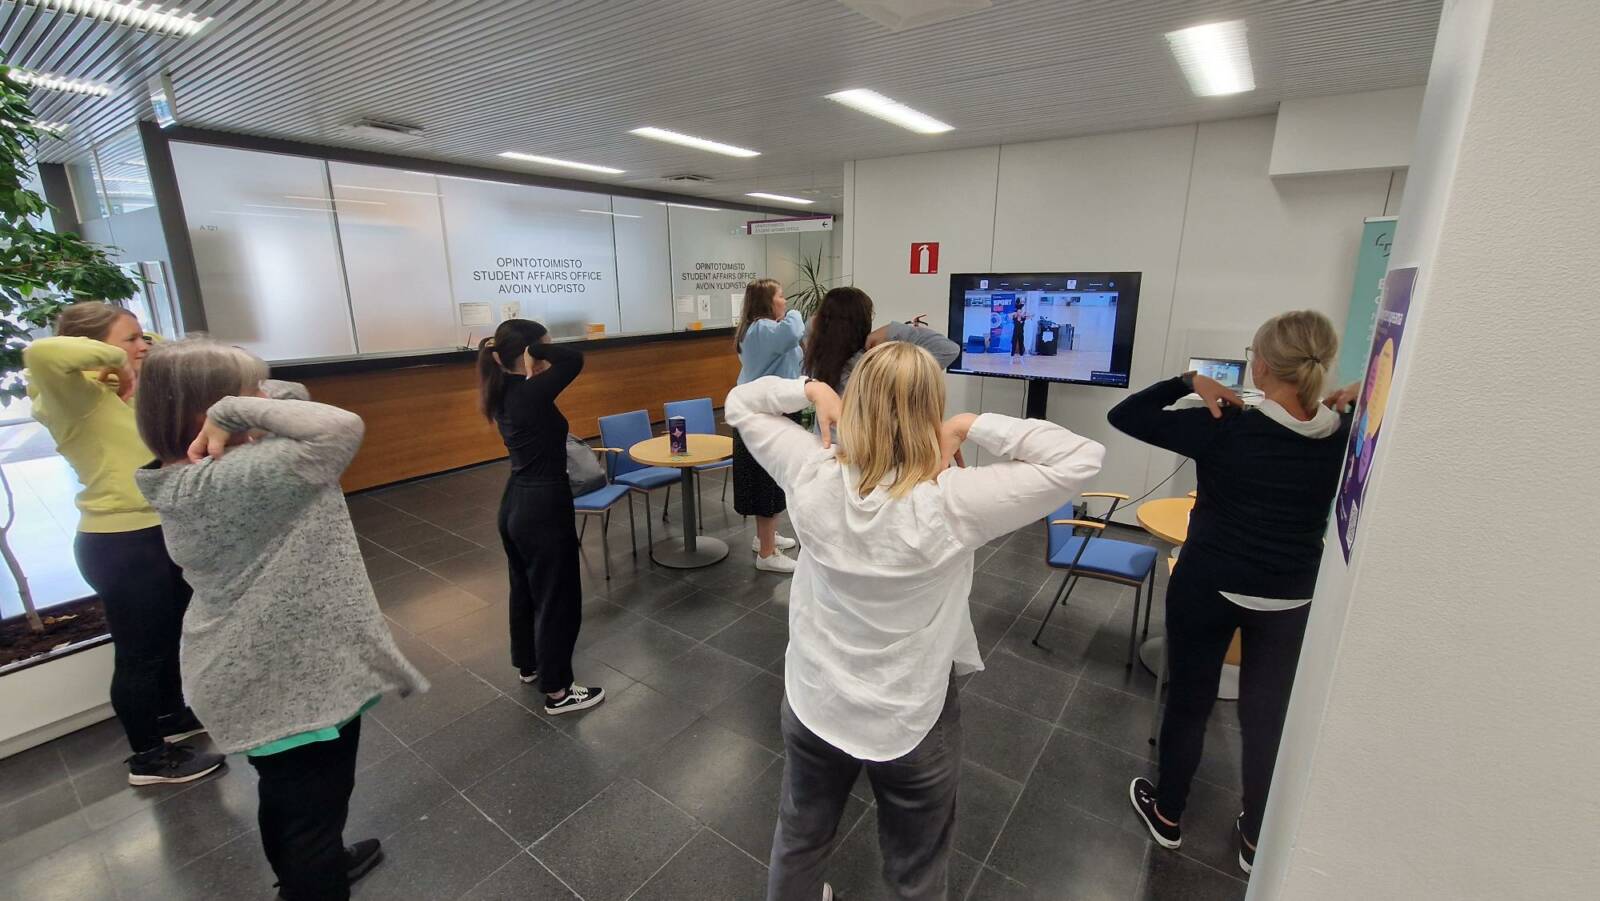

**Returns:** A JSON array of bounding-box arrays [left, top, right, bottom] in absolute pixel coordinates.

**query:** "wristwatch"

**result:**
[[1180, 371, 1197, 391]]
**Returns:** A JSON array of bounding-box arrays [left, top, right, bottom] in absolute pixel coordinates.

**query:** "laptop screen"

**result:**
[[1188, 357, 1247, 390]]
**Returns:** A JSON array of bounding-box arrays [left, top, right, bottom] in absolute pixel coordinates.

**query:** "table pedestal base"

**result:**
[[650, 535, 729, 569], [1138, 637, 1240, 701]]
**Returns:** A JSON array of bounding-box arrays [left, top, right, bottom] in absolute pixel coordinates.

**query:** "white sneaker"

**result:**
[[750, 534, 798, 553], [755, 552, 797, 573]]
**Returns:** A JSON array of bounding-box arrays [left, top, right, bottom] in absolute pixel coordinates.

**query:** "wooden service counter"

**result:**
[[275, 330, 741, 493]]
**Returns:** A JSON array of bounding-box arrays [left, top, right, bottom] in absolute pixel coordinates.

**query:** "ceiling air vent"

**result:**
[[663, 174, 713, 184], [344, 119, 424, 144], [838, 0, 991, 31]]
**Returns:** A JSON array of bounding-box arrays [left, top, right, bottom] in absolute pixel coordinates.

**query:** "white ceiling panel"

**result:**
[[2, 0, 1442, 212]]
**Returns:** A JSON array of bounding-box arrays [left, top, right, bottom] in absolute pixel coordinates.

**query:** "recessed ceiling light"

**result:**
[[657, 201, 724, 212], [746, 192, 815, 205], [1164, 20, 1255, 97], [630, 127, 760, 158], [20, 1, 212, 37], [498, 151, 624, 175], [578, 208, 643, 219], [825, 89, 953, 134], [30, 120, 70, 136], [7, 69, 113, 97]]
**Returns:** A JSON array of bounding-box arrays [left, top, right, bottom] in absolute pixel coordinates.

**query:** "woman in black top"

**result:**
[[477, 319, 605, 715], [1110, 310, 1351, 875]]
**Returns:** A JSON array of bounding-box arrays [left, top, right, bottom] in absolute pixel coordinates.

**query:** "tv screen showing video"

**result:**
[[947, 272, 1141, 387]]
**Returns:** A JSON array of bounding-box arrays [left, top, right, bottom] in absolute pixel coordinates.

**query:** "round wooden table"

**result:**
[[1134, 495, 1241, 700], [629, 434, 734, 569]]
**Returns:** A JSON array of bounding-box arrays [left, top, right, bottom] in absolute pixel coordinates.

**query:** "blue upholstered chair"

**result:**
[[1031, 492, 1159, 668], [597, 410, 678, 548], [573, 446, 638, 581], [663, 397, 731, 531]]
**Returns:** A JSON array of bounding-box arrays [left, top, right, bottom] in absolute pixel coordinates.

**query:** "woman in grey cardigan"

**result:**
[[803, 286, 961, 395], [134, 338, 426, 901]]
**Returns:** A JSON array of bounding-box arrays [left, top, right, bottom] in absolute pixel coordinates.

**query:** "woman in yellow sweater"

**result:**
[[24, 303, 224, 786]]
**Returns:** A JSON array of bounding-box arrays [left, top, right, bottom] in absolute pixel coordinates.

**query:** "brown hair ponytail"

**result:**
[[476, 319, 548, 419]]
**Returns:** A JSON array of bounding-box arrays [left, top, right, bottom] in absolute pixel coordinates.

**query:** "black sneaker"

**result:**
[[544, 684, 605, 715], [1236, 816, 1254, 874], [346, 838, 384, 884], [127, 743, 226, 786], [1128, 777, 1182, 849], [158, 708, 207, 743], [518, 668, 539, 685]]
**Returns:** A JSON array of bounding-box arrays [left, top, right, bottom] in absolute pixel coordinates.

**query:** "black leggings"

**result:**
[[74, 526, 192, 754], [1155, 566, 1310, 843], [1011, 325, 1025, 355], [250, 716, 362, 901], [499, 478, 583, 694]]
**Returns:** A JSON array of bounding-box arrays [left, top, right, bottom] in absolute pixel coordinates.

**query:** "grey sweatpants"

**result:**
[[767, 677, 962, 901]]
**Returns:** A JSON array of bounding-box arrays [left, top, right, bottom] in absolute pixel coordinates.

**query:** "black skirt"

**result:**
[[731, 427, 786, 518]]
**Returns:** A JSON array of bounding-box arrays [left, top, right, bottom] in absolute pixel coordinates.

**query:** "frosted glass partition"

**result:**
[[668, 206, 768, 331], [612, 196, 673, 335], [171, 142, 355, 360], [330, 163, 457, 354], [438, 176, 621, 341]]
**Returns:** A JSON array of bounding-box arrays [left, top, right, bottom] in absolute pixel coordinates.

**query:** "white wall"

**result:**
[[1255, 1, 1600, 897], [1270, 86, 1426, 177], [846, 115, 1396, 509]]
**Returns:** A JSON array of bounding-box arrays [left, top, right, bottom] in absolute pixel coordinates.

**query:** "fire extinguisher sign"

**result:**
[[910, 242, 940, 274]]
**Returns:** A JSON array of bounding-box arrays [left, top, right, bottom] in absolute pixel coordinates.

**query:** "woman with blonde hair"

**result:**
[[726, 341, 1104, 900], [732, 277, 806, 571], [1110, 310, 1351, 875], [23, 302, 222, 785], [134, 338, 426, 899]]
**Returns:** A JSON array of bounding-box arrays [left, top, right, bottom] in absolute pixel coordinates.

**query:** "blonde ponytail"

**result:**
[[1252, 310, 1339, 412]]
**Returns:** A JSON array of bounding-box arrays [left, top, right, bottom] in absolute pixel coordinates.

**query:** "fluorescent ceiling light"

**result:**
[[746, 192, 815, 205], [1164, 20, 1255, 97], [332, 184, 439, 197], [8, 69, 113, 97], [578, 208, 642, 219], [498, 151, 624, 175], [825, 89, 952, 134], [244, 203, 341, 213], [20, 1, 211, 37], [658, 201, 723, 212], [285, 194, 385, 206], [32, 120, 70, 136], [630, 127, 760, 158]]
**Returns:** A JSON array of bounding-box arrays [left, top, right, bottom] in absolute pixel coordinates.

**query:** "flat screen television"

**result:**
[[947, 272, 1141, 388]]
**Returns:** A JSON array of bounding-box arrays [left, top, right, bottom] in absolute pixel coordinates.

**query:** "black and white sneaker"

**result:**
[[1129, 777, 1182, 848], [518, 668, 539, 685], [346, 838, 384, 883], [127, 743, 226, 786], [1236, 816, 1255, 874], [822, 883, 834, 900], [158, 708, 207, 743], [544, 684, 605, 715]]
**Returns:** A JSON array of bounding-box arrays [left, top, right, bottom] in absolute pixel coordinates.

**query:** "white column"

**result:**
[[1251, 1, 1600, 898]]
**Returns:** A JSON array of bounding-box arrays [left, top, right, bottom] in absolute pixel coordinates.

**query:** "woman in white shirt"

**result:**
[[725, 342, 1104, 901]]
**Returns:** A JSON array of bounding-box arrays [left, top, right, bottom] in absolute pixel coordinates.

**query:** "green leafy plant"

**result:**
[[785, 244, 834, 321], [0, 59, 137, 633]]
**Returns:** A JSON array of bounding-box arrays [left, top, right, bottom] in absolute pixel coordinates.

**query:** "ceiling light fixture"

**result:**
[[24, 120, 70, 136], [285, 194, 386, 206], [7, 69, 113, 97], [746, 192, 815, 206], [658, 201, 723, 212], [1164, 20, 1255, 97], [825, 88, 953, 134], [498, 151, 624, 175], [630, 127, 760, 158], [20, 1, 212, 37], [578, 208, 642, 218], [332, 184, 439, 197]]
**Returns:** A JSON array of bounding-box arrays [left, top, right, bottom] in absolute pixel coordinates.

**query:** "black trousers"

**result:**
[[768, 677, 962, 901], [1010, 326, 1025, 355], [74, 526, 192, 754], [499, 478, 583, 694], [1155, 566, 1310, 843], [249, 716, 362, 901]]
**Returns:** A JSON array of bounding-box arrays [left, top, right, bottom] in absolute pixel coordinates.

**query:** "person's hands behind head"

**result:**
[[940, 413, 978, 466], [1191, 373, 1244, 419], [864, 323, 892, 349], [99, 366, 137, 401], [773, 290, 788, 319], [804, 380, 842, 448], [1323, 381, 1361, 411], [187, 417, 236, 464], [909, 313, 929, 328]]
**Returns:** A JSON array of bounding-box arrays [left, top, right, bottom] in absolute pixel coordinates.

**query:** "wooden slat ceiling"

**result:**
[[2, 0, 1442, 213]]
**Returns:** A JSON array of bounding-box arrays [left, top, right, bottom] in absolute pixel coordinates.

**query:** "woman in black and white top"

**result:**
[[1110, 310, 1352, 875]]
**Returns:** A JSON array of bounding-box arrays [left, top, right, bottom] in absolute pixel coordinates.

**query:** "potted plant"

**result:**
[[785, 243, 841, 320], [0, 59, 137, 650]]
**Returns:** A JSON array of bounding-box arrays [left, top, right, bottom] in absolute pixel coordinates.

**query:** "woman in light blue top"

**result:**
[[732, 278, 806, 571]]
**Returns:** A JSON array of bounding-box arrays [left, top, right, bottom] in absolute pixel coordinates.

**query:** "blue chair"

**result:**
[[573, 447, 639, 581], [597, 410, 679, 549], [663, 397, 731, 531], [1031, 491, 1159, 668]]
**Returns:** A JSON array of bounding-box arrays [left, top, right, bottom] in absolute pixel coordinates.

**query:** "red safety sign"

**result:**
[[910, 242, 940, 274]]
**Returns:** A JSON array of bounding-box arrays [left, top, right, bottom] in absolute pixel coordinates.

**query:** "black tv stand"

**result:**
[[1024, 378, 1050, 419]]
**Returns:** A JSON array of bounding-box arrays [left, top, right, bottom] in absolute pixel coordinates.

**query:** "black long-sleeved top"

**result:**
[[495, 343, 584, 482], [1107, 377, 1350, 599]]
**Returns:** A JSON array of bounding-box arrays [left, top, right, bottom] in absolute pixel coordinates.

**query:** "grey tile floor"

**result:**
[[0, 459, 1247, 901]]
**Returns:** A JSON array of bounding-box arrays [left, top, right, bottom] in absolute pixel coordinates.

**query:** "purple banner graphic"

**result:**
[[1336, 266, 1417, 561]]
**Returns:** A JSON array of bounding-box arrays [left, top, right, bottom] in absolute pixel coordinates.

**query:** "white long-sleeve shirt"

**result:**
[[724, 376, 1105, 760]]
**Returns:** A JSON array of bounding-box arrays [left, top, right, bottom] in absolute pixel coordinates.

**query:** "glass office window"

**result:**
[[667, 206, 767, 331], [170, 141, 355, 361], [612, 196, 673, 336], [330, 162, 458, 354], [93, 128, 155, 215]]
